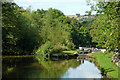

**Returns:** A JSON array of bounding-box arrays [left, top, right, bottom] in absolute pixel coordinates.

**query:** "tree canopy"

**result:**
[[2, 2, 92, 55], [88, 1, 120, 53]]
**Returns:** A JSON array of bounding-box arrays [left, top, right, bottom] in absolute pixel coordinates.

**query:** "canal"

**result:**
[[2, 55, 104, 79]]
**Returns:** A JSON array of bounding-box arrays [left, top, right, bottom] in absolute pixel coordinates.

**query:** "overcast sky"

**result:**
[[14, 0, 92, 15]]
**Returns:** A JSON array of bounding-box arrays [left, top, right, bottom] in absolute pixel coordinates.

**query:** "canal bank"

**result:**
[[49, 49, 119, 79], [88, 52, 119, 78], [2, 49, 119, 79], [2, 54, 104, 79]]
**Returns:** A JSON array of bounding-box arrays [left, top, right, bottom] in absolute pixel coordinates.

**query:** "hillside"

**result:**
[[66, 15, 96, 22]]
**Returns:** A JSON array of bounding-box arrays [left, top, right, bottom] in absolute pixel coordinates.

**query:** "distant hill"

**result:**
[[66, 15, 96, 22]]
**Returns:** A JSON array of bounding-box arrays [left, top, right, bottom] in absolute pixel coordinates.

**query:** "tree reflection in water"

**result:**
[[2, 55, 102, 78], [2, 56, 81, 78]]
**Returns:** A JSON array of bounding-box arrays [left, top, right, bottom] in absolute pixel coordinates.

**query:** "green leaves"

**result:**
[[90, 1, 120, 53], [2, 2, 96, 55], [2, 2, 24, 55]]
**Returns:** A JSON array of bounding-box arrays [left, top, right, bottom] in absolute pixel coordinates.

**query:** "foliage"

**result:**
[[2, 2, 25, 55], [66, 42, 75, 50], [55, 49, 80, 55], [2, 2, 42, 55], [51, 45, 69, 54], [69, 18, 92, 48], [88, 1, 120, 53], [2, 2, 92, 55], [36, 41, 53, 55], [40, 9, 70, 45]]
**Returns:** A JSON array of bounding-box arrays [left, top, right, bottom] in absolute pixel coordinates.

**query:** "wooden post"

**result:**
[[82, 47, 84, 55]]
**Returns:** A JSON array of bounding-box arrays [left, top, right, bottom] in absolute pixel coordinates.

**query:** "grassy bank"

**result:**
[[92, 52, 118, 78], [55, 49, 80, 55]]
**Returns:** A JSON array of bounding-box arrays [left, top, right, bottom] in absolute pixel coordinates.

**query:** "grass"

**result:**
[[54, 49, 119, 78], [99, 49, 106, 50], [55, 49, 80, 55], [92, 52, 119, 78]]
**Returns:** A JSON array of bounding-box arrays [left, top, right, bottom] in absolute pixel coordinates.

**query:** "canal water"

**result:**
[[2, 55, 103, 79]]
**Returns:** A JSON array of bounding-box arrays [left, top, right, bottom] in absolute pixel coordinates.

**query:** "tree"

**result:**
[[2, 2, 42, 55], [69, 18, 92, 48], [89, 1, 120, 53], [2, 2, 91, 55], [2, 2, 24, 54], [36, 8, 72, 55]]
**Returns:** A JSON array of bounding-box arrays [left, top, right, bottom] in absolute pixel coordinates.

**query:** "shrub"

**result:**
[[51, 44, 69, 54], [67, 42, 75, 50], [35, 41, 53, 55], [36, 41, 74, 55]]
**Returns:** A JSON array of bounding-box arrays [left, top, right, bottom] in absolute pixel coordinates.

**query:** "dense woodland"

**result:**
[[2, 2, 93, 55], [2, 1, 120, 55]]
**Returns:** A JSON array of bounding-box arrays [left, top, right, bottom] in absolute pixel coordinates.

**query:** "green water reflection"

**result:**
[[2, 55, 102, 78]]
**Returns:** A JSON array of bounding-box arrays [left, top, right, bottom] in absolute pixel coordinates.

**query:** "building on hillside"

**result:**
[[66, 14, 96, 22], [76, 14, 80, 17]]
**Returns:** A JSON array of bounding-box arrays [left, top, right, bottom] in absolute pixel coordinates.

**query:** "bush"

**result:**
[[36, 41, 74, 55], [51, 44, 69, 54], [67, 42, 75, 50], [35, 41, 53, 55]]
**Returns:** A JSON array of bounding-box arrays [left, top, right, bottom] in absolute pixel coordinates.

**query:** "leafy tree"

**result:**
[[89, 1, 120, 53], [2, 2, 24, 54], [37, 8, 71, 55], [69, 18, 92, 48], [2, 2, 92, 55], [2, 2, 42, 55]]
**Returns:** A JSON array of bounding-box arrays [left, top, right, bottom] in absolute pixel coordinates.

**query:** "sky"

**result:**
[[14, 0, 92, 15]]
